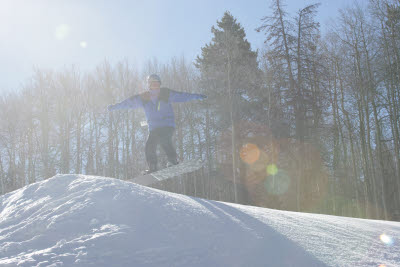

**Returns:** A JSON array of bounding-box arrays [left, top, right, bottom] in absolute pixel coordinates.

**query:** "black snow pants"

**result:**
[[145, 126, 178, 171]]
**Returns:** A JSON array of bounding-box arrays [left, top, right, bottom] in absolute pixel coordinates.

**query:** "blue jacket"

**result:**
[[109, 88, 206, 131]]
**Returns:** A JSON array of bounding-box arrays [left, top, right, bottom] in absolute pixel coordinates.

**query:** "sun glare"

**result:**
[[380, 234, 393, 245]]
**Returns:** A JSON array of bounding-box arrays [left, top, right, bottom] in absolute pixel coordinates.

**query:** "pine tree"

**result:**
[[196, 11, 262, 202]]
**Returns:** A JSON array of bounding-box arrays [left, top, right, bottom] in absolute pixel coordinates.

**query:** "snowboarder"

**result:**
[[108, 74, 206, 174]]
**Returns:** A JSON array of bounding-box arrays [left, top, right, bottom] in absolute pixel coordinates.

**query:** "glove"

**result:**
[[107, 104, 115, 111]]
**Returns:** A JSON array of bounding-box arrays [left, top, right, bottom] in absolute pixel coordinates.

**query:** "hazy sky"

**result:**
[[0, 0, 356, 91]]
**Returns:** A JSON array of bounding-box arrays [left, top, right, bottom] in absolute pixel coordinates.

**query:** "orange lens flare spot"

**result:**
[[240, 143, 260, 164]]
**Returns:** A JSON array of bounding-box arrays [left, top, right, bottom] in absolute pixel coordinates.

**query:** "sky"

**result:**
[[1, 173, 399, 266], [0, 0, 357, 92]]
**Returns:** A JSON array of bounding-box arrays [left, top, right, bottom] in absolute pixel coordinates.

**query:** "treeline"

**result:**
[[1, 0, 399, 221]]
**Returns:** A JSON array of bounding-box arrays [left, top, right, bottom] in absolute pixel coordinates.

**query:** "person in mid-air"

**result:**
[[108, 74, 207, 174]]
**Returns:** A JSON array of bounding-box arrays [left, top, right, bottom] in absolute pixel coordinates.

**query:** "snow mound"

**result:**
[[0, 174, 399, 267]]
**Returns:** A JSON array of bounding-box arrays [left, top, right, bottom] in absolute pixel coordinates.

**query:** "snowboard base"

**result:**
[[127, 159, 203, 186]]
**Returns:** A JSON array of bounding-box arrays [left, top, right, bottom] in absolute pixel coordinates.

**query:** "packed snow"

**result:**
[[0, 174, 399, 267]]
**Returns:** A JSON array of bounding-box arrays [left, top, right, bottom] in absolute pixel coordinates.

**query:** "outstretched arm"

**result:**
[[169, 90, 207, 103], [108, 95, 142, 111]]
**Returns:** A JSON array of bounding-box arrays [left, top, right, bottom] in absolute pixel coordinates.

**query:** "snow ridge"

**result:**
[[0, 174, 399, 266]]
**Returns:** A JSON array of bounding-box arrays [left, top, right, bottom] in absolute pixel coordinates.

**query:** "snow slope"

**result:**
[[0, 174, 399, 267]]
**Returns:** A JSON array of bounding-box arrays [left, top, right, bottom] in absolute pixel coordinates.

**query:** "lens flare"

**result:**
[[264, 169, 291, 195], [240, 143, 260, 164], [266, 164, 278, 176], [55, 24, 71, 40], [380, 234, 393, 245], [80, 41, 87, 48]]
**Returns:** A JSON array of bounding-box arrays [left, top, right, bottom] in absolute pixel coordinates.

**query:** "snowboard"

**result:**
[[127, 159, 203, 186]]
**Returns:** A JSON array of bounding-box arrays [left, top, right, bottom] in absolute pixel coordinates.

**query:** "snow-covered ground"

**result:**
[[0, 174, 399, 267]]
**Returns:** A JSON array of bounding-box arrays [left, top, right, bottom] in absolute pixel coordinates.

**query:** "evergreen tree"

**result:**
[[196, 11, 262, 202]]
